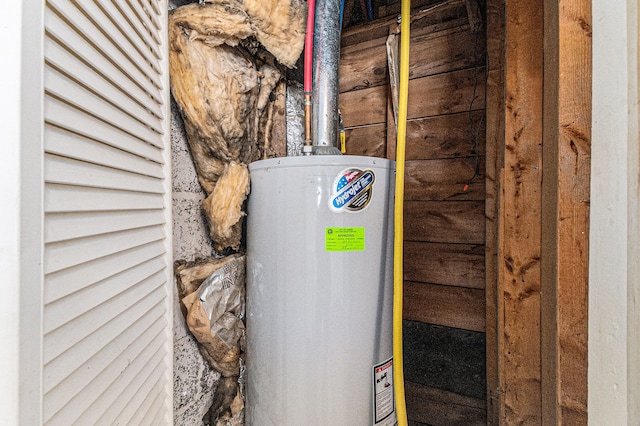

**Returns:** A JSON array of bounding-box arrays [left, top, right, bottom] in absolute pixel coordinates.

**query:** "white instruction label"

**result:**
[[373, 358, 396, 425]]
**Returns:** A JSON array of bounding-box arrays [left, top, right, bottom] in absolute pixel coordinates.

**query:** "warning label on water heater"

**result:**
[[329, 168, 375, 213], [373, 358, 396, 425]]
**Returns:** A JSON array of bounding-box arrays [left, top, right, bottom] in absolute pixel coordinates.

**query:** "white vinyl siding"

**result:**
[[42, 0, 172, 424]]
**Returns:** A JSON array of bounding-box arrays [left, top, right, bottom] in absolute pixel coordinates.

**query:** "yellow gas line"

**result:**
[[393, 0, 410, 425]]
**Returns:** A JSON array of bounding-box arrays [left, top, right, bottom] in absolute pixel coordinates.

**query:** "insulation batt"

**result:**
[[180, 255, 247, 425], [202, 162, 250, 251], [169, 1, 305, 251], [181, 255, 246, 378], [236, 0, 307, 67]]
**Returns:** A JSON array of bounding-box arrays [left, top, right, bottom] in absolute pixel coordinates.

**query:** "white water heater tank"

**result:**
[[246, 155, 396, 426]]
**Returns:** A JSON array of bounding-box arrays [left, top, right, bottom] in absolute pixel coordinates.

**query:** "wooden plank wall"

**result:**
[[339, 1, 488, 423], [493, 0, 591, 423], [500, 1, 545, 423], [484, 0, 503, 423], [544, 2, 591, 423], [338, 1, 591, 424]]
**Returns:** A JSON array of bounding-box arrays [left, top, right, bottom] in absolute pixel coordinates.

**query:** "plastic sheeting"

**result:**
[[180, 254, 247, 425]]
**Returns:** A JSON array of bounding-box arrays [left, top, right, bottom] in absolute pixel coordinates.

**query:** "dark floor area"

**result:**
[[403, 320, 486, 400]]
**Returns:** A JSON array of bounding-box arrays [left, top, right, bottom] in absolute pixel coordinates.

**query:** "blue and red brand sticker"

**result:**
[[329, 168, 375, 213]]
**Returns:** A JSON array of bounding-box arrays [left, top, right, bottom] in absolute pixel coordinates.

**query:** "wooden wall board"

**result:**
[[386, 91, 398, 160], [343, 124, 387, 157], [555, 7, 590, 422], [341, 20, 392, 48], [339, 17, 483, 94], [268, 80, 287, 158], [403, 281, 485, 332], [484, 71, 501, 425], [339, 37, 388, 93], [405, 381, 486, 426], [484, 0, 505, 423], [408, 1, 470, 33], [404, 241, 485, 289], [338, 4, 493, 422], [405, 111, 485, 160], [540, 4, 560, 424], [500, 0, 544, 423], [341, 3, 401, 48], [339, 84, 388, 127], [541, 1, 591, 423], [406, 68, 486, 120], [404, 201, 485, 244], [378, 0, 467, 23], [408, 20, 485, 80], [341, 0, 467, 48], [404, 157, 485, 201]]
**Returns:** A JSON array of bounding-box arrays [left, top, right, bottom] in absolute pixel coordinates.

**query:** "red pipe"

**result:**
[[303, 0, 316, 148], [304, 0, 315, 94]]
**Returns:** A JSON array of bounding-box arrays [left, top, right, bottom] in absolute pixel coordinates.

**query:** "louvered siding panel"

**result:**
[[43, 290, 167, 422], [45, 126, 164, 179], [74, 0, 163, 77], [44, 302, 167, 424], [127, 376, 168, 424], [111, 350, 167, 423], [121, 0, 161, 54], [45, 154, 164, 193], [64, 1, 162, 80], [44, 38, 162, 133], [92, 334, 166, 424], [45, 98, 164, 158], [47, 0, 162, 101], [45, 210, 166, 243], [43, 271, 165, 365], [44, 226, 165, 275], [45, 67, 162, 145], [43, 257, 166, 335], [43, 0, 171, 424], [44, 241, 167, 304], [106, 0, 163, 60], [43, 300, 166, 408], [151, 400, 169, 426], [93, 0, 163, 65], [45, 184, 165, 212], [139, 0, 162, 33], [43, 300, 166, 402], [45, 10, 163, 120]]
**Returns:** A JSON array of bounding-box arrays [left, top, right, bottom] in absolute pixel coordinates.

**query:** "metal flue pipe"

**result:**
[[302, 0, 315, 155], [312, 0, 342, 155]]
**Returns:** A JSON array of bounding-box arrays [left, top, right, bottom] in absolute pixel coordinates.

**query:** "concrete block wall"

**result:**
[[171, 98, 220, 425]]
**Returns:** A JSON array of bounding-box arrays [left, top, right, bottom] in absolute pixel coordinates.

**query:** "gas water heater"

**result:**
[[246, 155, 396, 425]]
